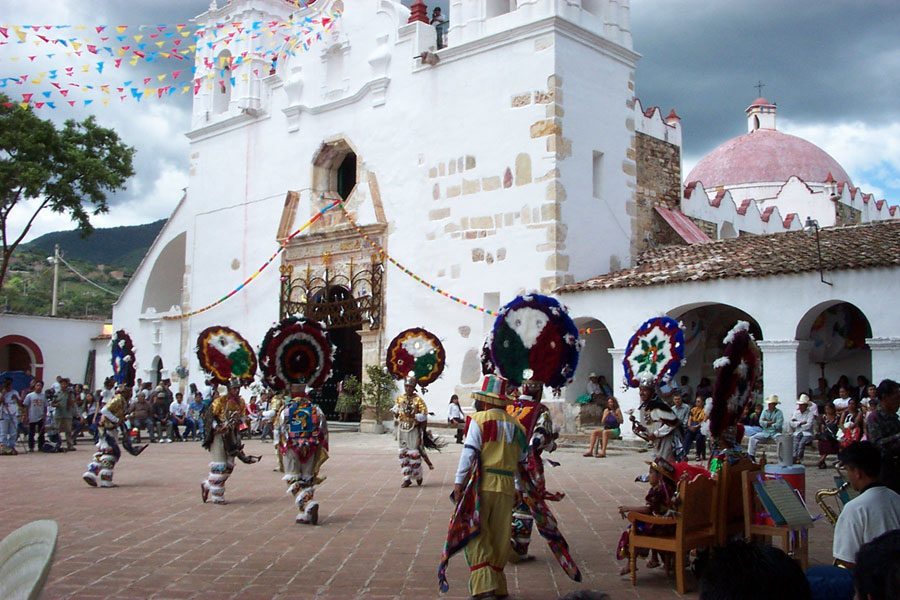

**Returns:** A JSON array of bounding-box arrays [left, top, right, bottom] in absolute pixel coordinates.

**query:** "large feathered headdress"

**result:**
[[196, 326, 258, 386], [110, 329, 136, 387], [385, 327, 446, 388], [258, 316, 335, 391], [709, 321, 761, 438], [622, 316, 685, 389], [487, 293, 581, 389]]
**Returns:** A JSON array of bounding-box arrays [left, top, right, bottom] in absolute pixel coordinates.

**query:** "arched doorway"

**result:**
[[151, 356, 164, 386], [567, 317, 614, 431], [796, 301, 871, 399], [668, 302, 763, 397], [0, 334, 43, 383]]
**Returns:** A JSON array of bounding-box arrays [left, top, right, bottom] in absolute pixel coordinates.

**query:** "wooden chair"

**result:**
[[627, 475, 718, 594], [716, 458, 761, 546], [741, 470, 810, 570]]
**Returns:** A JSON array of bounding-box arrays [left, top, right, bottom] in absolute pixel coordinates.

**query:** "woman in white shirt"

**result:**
[[447, 394, 465, 444]]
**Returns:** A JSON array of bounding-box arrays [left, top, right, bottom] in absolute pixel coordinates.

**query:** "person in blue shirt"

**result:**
[[748, 394, 784, 460]]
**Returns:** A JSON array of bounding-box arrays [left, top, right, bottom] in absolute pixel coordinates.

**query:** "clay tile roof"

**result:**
[[654, 207, 712, 244], [557, 220, 900, 293]]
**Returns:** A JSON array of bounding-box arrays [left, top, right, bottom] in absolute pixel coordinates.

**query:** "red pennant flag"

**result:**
[[68, 101, 75, 107], [60, 90, 68, 97], [22, 93, 33, 102], [34, 102, 44, 108]]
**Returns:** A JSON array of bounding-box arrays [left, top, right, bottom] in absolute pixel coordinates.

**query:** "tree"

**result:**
[[361, 364, 398, 422], [0, 93, 135, 291]]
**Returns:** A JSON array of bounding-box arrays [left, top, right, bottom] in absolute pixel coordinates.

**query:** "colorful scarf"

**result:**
[[438, 455, 481, 593], [518, 462, 582, 583]]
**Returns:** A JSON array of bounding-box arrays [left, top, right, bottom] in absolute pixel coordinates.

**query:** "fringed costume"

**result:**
[[393, 390, 428, 486], [258, 316, 335, 525], [201, 391, 259, 504], [195, 325, 260, 505], [280, 396, 328, 524], [83, 391, 147, 487], [385, 327, 447, 488]]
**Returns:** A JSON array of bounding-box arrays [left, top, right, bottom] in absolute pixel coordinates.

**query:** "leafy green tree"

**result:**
[[0, 93, 135, 291], [361, 365, 398, 421]]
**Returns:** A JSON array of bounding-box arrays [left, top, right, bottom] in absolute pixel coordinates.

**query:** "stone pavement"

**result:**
[[0, 433, 838, 600]]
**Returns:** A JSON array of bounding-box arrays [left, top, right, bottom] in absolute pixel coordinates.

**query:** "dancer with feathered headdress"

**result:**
[[196, 326, 260, 505], [83, 330, 147, 488], [485, 293, 583, 577], [386, 327, 446, 488], [259, 316, 333, 524]]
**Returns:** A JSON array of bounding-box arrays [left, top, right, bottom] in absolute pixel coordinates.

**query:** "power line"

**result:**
[[56, 254, 119, 296]]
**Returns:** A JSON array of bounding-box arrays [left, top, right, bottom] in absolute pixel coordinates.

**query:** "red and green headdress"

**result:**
[[385, 327, 446, 388], [196, 326, 257, 386], [623, 316, 685, 389]]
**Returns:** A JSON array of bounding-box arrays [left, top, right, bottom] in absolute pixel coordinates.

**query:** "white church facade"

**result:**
[[105, 0, 899, 432]]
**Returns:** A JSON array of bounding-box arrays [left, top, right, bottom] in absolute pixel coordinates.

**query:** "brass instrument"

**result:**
[[815, 481, 849, 526]]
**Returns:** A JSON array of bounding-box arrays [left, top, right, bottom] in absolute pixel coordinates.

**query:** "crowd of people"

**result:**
[[0, 374, 280, 456]]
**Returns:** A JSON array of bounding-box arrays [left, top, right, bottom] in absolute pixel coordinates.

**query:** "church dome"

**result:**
[[686, 99, 853, 189]]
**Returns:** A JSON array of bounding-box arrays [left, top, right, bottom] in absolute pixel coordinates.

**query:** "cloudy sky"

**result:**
[[2, 0, 898, 242]]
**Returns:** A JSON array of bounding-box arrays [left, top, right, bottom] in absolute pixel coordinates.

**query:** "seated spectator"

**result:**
[[811, 377, 830, 409], [189, 391, 205, 441], [616, 458, 677, 575], [447, 394, 465, 444], [584, 397, 623, 458], [152, 389, 170, 442], [817, 402, 841, 469], [702, 540, 811, 600], [839, 398, 863, 449], [682, 396, 707, 462], [834, 386, 853, 412], [130, 391, 154, 443], [696, 377, 713, 400], [791, 395, 817, 462], [748, 395, 784, 461], [168, 392, 195, 441], [740, 402, 762, 437], [854, 530, 900, 600]]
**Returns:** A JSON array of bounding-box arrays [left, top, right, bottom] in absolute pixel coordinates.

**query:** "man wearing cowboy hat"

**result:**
[[449, 375, 527, 600], [790, 394, 817, 462], [748, 394, 784, 461], [392, 373, 429, 488]]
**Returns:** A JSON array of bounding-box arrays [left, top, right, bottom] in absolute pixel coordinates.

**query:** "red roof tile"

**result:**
[[558, 220, 900, 293]]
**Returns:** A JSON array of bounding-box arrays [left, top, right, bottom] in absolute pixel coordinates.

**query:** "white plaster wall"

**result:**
[[113, 0, 640, 416], [0, 315, 106, 385], [561, 266, 900, 435]]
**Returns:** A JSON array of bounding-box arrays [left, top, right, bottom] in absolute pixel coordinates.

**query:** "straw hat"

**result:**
[[765, 394, 780, 405], [796, 393, 811, 406]]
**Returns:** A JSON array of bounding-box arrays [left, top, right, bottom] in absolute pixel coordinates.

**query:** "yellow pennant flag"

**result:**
[[103, 98, 109, 106], [182, 84, 191, 93], [74, 25, 86, 31], [117, 25, 127, 34], [134, 35, 144, 43], [81, 64, 89, 72], [19, 102, 29, 109], [130, 57, 139, 66], [31, 78, 42, 84], [14, 27, 26, 43], [72, 42, 81, 51], [157, 73, 166, 81]]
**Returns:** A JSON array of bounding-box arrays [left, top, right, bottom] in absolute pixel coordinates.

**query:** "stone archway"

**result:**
[[0, 334, 44, 383], [668, 302, 763, 398], [564, 317, 615, 432], [796, 300, 872, 401]]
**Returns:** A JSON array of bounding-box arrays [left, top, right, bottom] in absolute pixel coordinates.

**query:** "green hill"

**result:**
[[22, 219, 166, 271]]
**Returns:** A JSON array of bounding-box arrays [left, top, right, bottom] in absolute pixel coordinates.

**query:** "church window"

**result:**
[[336, 153, 357, 200], [752, 115, 760, 131], [485, 0, 515, 19], [312, 139, 359, 202], [213, 51, 232, 114], [592, 151, 604, 199]]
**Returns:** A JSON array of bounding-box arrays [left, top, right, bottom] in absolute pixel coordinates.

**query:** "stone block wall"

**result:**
[[631, 131, 682, 254]]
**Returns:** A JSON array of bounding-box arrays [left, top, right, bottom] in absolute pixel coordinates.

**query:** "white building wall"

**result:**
[[112, 0, 640, 412], [0, 315, 108, 385]]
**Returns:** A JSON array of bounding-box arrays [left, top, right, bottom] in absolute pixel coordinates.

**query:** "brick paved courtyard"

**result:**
[[1, 432, 837, 599]]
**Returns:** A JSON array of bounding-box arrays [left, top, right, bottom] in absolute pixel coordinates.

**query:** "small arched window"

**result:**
[[213, 51, 232, 114]]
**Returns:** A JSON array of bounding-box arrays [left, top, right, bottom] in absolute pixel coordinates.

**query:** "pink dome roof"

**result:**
[[686, 129, 853, 189]]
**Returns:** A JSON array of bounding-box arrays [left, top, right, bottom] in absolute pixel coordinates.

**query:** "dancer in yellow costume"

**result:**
[[450, 375, 527, 599]]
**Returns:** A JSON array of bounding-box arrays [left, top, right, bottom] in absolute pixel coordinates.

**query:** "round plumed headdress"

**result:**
[[709, 321, 761, 438], [258, 316, 334, 391], [385, 327, 446, 387], [196, 326, 258, 386], [110, 329, 136, 387], [488, 293, 580, 389], [623, 316, 685, 389]]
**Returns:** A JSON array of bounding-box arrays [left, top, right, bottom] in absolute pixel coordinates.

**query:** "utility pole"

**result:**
[[51, 244, 59, 316]]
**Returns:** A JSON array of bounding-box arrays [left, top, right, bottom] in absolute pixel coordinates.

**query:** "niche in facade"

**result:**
[[312, 139, 358, 201]]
